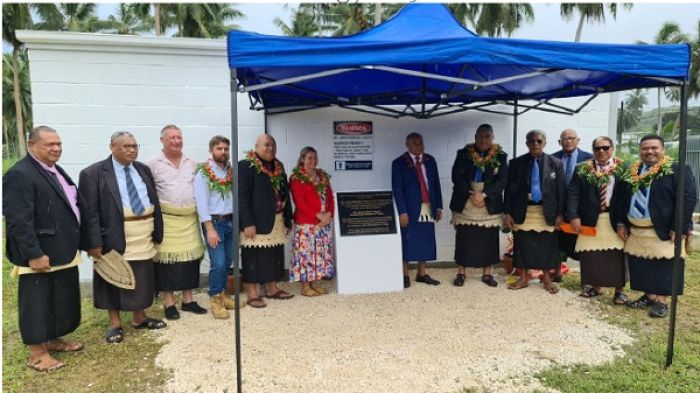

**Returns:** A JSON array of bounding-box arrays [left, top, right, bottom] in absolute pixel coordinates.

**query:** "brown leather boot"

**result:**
[[210, 294, 230, 320], [220, 293, 238, 310]]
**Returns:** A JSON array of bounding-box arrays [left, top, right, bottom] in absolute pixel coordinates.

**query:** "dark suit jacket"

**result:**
[[3, 156, 81, 267], [238, 158, 293, 233], [618, 163, 697, 240], [504, 153, 565, 226], [392, 152, 443, 223], [449, 146, 508, 214], [566, 159, 625, 231], [79, 156, 163, 254]]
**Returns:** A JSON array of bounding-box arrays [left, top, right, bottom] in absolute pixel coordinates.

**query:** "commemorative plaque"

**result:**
[[337, 191, 396, 236]]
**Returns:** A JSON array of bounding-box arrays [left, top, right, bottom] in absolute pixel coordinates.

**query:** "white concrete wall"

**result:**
[[268, 94, 614, 261], [18, 31, 617, 277]]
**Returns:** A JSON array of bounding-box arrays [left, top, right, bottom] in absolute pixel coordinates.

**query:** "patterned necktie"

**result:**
[[530, 158, 542, 203], [124, 166, 145, 216], [598, 162, 609, 211], [414, 156, 430, 203], [565, 153, 575, 184], [629, 165, 649, 218]]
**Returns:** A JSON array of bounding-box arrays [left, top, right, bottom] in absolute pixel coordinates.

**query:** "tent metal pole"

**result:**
[[230, 69, 243, 392], [666, 82, 689, 368], [512, 98, 518, 157]]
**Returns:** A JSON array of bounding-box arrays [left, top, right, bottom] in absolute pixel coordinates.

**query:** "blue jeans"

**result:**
[[205, 219, 233, 297]]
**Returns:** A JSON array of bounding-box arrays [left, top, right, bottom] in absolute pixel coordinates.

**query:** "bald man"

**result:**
[[552, 128, 593, 280], [238, 134, 294, 308]]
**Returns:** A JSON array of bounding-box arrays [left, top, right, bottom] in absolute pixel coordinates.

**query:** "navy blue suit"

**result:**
[[392, 152, 443, 261], [553, 147, 593, 259]]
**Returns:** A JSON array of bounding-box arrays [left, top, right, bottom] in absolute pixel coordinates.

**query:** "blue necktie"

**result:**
[[565, 154, 575, 184], [629, 165, 650, 218], [124, 166, 145, 216], [474, 151, 486, 182], [531, 158, 542, 203]]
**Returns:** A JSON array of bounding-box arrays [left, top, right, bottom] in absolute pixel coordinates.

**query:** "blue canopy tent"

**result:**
[[226, 4, 692, 391]]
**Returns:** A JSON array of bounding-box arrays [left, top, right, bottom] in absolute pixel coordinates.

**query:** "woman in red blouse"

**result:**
[[289, 147, 335, 296]]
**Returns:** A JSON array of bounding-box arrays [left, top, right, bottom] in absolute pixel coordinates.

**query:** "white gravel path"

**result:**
[[153, 269, 633, 393]]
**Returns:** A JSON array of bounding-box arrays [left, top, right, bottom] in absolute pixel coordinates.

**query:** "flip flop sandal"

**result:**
[[105, 327, 124, 344], [132, 317, 167, 330], [311, 285, 329, 295], [507, 281, 529, 290], [301, 287, 320, 297], [27, 353, 64, 372], [47, 340, 84, 352], [545, 283, 560, 294], [579, 285, 601, 298], [246, 297, 267, 308], [265, 290, 294, 300]]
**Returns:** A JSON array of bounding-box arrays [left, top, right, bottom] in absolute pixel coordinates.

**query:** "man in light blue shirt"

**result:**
[[193, 135, 240, 319]]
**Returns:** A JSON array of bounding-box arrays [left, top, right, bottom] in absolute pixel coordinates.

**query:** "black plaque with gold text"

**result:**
[[337, 191, 396, 236]]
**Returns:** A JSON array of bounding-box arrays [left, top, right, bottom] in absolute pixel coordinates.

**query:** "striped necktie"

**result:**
[[124, 166, 145, 216], [629, 165, 649, 218]]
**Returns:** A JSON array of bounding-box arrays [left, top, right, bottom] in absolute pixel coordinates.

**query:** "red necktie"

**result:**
[[414, 156, 430, 203]]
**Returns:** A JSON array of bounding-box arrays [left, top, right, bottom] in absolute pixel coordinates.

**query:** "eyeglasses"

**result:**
[[121, 144, 140, 150], [593, 146, 611, 152], [560, 137, 578, 142], [527, 139, 544, 145]]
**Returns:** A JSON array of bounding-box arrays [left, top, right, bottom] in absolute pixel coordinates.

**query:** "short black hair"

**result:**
[[476, 124, 493, 134], [639, 134, 664, 145]]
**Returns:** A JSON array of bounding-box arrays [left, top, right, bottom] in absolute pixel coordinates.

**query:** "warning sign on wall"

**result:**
[[333, 121, 373, 171]]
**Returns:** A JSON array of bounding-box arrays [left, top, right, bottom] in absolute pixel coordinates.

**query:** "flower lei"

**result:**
[[244, 150, 286, 192], [575, 157, 626, 188], [196, 161, 232, 198], [624, 155, 673, 192], [467, 143, 503, 171], [292, 166, 331, 196]]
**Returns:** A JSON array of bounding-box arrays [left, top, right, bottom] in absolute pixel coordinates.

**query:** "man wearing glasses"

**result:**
[[552, 129, 593, 281], [504, 130, 566, 294], [80, 131, 166, 344]]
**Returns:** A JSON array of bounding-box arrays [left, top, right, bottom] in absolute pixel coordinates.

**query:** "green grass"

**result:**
[[2, 244, 169, 392], [538, 255, 700, 393]]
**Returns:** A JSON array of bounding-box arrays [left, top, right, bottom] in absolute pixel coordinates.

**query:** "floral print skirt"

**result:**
[[289, 223, 334, 282]]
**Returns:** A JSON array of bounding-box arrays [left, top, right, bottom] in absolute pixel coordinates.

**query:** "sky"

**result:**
[[7, 2, 700, 109]]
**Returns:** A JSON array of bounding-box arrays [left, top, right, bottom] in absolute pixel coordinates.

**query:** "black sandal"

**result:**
[[481, 274, 498, 287], [626, 294, 653, 309], [453, 273, 465, 287], [132, 317, 167, 330], [106, 327, 124, 344], [579, 285, 602, 298], [613, 292, 629, 305]]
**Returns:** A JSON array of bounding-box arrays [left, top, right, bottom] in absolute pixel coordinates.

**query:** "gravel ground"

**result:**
[[154, 268, 633, 393]]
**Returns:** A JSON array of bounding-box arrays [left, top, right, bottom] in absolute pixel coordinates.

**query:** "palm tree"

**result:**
[[560, 3, 633, 42], [449, 3, 534, 37], [327, 3, 373, 36], [171, 4, 243, 38], [34, 3, 100, 32], [274, 8, 318, 37], [132, 3, 175, 36], [2, 52, 32, 157], [690, 20, 700, 99], [93, 3, 152, 35], [653, 22, 690, 134], [619, 88, 647, 133], [1, 4, 55, 157]]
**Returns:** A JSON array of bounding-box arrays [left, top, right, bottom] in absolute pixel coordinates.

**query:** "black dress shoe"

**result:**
[[164, 305, 180, 320], [453, 273, 465, 287], [181, 301, 208, 315], [649, 302, 669, 318], [415, 274, 440, 285], [403, 276, 411, 288], [481, 274, 498, 287]]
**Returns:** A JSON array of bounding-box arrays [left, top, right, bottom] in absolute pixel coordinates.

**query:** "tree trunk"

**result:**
[[657, 87, 662, 135], [154, 4, 161, 35], [12, 46, 27, 158], [574, 13, 585, 42], [374, 3, 383, 26]]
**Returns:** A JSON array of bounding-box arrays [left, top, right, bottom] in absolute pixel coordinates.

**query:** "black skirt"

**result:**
[[628, 255, 685, 296], [18, 267, 81, 345], [579, 249, 626, 288], [558, 232, 580, 261], [241, 245, 285, 284], [513, 230, 560, 270], [94, 260, 155, 311], [154, 259, 202, 292], [455, 225, 500, 268]]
